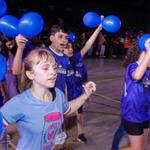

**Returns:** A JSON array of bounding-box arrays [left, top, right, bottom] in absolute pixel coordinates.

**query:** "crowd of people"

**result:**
[[0, 20, 150, 150]]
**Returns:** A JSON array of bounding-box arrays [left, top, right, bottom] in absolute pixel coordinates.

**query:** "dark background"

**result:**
[[5, 0, 150, 31]]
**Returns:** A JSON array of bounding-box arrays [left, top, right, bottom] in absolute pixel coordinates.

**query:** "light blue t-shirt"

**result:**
[[0, 88, 70, 150]]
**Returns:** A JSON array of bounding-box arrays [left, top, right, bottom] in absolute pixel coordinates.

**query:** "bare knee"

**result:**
[[130, 144, 144, 150]]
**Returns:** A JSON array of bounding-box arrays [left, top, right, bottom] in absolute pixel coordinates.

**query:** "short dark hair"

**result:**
[[50, 24, 70, 35]]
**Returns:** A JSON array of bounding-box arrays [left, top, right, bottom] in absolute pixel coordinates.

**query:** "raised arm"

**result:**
[[80, 24, 104, 57], [12, 35, 28, 75], [132, 39, 150, 80]]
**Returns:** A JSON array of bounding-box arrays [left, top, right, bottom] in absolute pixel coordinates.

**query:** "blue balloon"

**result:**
[[0, 54, 7, 82], [83, 12, 101, 28], [0, 1, 7, 17], [0, 0, 5, 4], [68, 32, 75, 43], [102, 15, 121, 32], [0, 15, 19, 37], [0, 112, 3, 136], [18, 12, 44, 38], [138, 34, 150, 51]]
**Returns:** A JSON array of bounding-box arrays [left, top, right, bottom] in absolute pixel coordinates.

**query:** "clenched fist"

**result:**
[[83, 81, 96, 97]]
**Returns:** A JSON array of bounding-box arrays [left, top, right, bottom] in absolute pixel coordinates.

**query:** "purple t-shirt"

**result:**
[[5, 54, 18, 99], [121, 62, 150, 122]]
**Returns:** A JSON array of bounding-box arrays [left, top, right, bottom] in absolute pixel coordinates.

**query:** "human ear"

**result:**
[[49, 35, 54, 42], [26, 71, 34, 80]]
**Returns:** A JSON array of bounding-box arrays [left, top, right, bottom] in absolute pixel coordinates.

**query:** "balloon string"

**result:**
[[93, 92, 120, 103]]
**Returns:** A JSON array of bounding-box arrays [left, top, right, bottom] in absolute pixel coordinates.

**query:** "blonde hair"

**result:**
[[20, 48, 55, 91]]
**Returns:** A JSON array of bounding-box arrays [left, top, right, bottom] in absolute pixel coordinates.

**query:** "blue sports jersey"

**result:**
[[66, 51, 88, 101], [121, 62, 150, 122], [73, 52, 88, 83], [48, 47, 71, 93], [0, 88, 70, 150]]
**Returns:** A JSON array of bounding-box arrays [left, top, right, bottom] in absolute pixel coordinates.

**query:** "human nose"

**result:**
[[51, 67, 57, 75], [63, 36, 68, 42]]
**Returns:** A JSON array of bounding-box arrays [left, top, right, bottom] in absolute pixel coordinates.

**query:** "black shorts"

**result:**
[[122, 119, 150, 135], [77, 106, 83, 114]]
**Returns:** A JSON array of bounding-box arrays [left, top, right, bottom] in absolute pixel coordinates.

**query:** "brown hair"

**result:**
[[50, 24, 70, 35], [123, 40, 141, 68], [20, 48, 55, 91]]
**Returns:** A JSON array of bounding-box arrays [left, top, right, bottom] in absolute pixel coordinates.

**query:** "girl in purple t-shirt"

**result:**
[[120, 39, 150, 150], [1, 38, 19, 100]]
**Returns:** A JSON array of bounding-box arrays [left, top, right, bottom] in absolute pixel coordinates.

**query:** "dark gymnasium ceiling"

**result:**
[[5, 0, 150, 30]]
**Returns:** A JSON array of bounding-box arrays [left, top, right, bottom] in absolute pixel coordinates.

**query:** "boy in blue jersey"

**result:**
[[0, 48, 96, 150], [120, 39, 150, 150], [48, 24, 71, 93], [64, 23, 104, 143]]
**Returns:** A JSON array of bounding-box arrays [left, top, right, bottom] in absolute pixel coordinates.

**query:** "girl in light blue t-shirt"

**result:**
[[0, 48, 96, 150]]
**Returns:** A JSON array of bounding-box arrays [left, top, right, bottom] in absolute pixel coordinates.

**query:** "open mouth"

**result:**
[[60, 43, 66, 48]]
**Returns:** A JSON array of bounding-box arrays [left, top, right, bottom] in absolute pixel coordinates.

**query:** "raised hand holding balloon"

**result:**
[[83, 11, 121, 33], [138, 34, 150, 51], [18, 12, 44, 38]]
